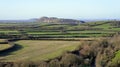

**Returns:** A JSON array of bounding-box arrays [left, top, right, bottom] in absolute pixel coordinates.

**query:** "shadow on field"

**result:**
[[0, 44, 23, 56]]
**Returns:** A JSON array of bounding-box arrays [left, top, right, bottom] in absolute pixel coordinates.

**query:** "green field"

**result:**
[[0, 40, 80, 62], [0, 21, 120, 66], [0, 21, 119, 38]]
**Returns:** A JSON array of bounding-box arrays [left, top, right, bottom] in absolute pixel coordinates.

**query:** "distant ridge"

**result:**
[[37, 17, 85, 24], [0, 19, 36, 23], [0, 17, 85, 23]]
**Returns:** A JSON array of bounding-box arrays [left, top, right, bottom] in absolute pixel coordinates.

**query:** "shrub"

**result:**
[[60, 53, 82, 67]]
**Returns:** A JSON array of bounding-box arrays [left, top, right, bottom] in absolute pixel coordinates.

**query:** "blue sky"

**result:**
[[0, 0, 120, 20]]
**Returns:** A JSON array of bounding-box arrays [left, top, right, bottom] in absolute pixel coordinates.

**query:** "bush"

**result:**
[[49, 59, 60, 67], [60, 53, 82, 67]]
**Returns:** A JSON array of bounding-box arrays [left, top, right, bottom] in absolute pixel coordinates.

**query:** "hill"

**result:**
[[0, 17, 85, 24], [37, 17, 84, 24]]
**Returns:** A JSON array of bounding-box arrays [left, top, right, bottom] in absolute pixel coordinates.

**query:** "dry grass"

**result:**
[[0, 40, 81, 62], [0, 44, 11, 51], [0, 39, 7, 43]]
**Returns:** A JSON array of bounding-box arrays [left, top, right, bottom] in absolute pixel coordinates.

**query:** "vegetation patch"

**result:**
[[111, 50, 120, 67], [0, 44, 11, 51], [0, 40, 80, 62]]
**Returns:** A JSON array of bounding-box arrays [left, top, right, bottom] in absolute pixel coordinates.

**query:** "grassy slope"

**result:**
[[0, 40, 80, 62], [93, 23, 111, 29]]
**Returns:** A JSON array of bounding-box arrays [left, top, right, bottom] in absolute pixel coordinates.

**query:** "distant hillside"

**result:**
[[0, 17, 85, 24], [37, 17, 85, 24], [0, 19, 36, 23]]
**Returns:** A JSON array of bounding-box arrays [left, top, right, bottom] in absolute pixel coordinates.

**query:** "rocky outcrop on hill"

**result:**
[[38, 17, 84, 24]]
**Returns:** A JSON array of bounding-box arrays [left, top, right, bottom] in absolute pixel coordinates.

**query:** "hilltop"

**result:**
[[37, 17, 84, 24]]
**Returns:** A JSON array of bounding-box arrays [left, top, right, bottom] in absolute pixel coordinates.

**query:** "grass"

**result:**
[[0, 40, 81, 62], [0, 31, 18, 32], [0, 39, 7, 43], [107, 27, 120, 31], [27, 31, 61, 35], [0, 21, 119, 38], [27, 30, 114, 34], [0, 44, 11, 51], [111, 50, 120, 65], [29, 33, 111, 38], [69, 30, 114, 33], [93, 23, 111, 29]]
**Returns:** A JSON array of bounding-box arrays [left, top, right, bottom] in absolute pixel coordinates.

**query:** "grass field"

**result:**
[[0, 21, 120, 66], [0, 40, 81, 62], [0, 39, 7, 43], [0, 44, 11, 51], [0, 39, 10, 51], [0, 21, 119, 38]]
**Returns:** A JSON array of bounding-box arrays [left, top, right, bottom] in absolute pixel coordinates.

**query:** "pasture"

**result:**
[[0, 21, 119, 38], [0, 40, 81, 62], [0, 21, 120, 66], [0, 44, 11, 51]]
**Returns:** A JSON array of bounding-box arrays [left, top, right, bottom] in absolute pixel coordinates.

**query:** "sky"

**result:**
[[0, 0, 120, 20]]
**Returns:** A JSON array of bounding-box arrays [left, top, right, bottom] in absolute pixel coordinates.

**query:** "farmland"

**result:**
[[0, 39, 11, 51], [0, 44, 11, 51], [0, 21, 119, 39], [0, 40, 80, 62], [0, 20, 120, 67]]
